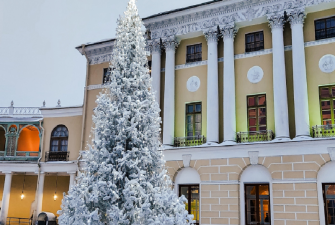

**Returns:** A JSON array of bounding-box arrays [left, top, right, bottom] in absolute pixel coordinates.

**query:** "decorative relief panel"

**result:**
[[319, 54, 335, 74], [187, 76, 201, 92], [247, 66, 264, 84]]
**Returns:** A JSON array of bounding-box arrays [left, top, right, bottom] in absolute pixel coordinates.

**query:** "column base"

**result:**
[[272, 137, 291, 142], [220, 140, 236, 146], [292, 135, 313, 141]]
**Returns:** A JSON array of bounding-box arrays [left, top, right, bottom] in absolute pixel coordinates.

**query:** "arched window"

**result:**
[[0, 126, 5, 151], [50, 125, 68, 152]]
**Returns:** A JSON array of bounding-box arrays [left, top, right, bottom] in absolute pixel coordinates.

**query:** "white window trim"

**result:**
[[239, 165, 274, 225]]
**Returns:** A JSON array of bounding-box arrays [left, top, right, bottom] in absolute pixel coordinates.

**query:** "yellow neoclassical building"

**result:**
[[1, 0, 335, 224]]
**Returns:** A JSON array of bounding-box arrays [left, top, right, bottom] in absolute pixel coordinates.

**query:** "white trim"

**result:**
[[40, 107, 83, 118], [86, 84, 108, 91], [239, 165, 274, 225]]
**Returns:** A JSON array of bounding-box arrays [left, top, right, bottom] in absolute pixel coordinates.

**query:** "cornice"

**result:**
[[40, 106, 83, 118], [143, 0, 335, 39]]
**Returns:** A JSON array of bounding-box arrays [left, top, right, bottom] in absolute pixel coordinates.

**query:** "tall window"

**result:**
[[186, 103, 202, 137], [148, 60, 152, 76], [103, 68, 111, 84], [315, 16, 335, 40], [50, 125, 68, 152], [245, 184, 271, 225], [246, 31, 264, 53], [186, 44, 202, 63], [179, 185, 199, 225], [320, 86, 335, 125], [247, 95, 266, 132], [323, 183, 335, 225]]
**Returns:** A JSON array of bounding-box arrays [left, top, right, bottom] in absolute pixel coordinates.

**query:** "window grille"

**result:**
[[246, 31, 264, 53], [186, 44, 202, 63]]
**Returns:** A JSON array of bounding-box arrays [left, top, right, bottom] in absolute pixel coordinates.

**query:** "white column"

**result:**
[[162, 37, 179, 146], [221, 26, 238, 143], [68, 172, 76, 190], [0, 172, 12, 224], [288, 9, 311, 139], [150, 40, 162, 106], [204, 30, 219, 143], [268, 15, 290, 140], [36, 172, 45, 216]]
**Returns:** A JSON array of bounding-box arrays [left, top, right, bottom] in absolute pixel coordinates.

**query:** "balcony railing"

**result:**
[[0, 151, 40, 161], [174, 135, 206, 147], [311, 125, 335, 138], [236, 130, 274, 143], [7, 217, 32, 225], [45, 151, 69, 162]]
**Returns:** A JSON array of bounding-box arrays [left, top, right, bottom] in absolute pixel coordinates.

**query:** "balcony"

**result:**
[[311, 125, 335, 138], [236, 130, 274, 143], [174, 135, 206, 147], [45, 151, 69, 162]]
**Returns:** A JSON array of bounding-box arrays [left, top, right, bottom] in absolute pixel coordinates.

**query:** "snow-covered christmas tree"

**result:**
[[58, 0, 194, 224]]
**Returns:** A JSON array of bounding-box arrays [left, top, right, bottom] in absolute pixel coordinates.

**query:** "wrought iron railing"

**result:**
[[0, 151, 40, 161], [236, 130, 274, 143], [174, 135, 206, 147], [311, 125, 335, 138], [7, 217, 32, 225], [45, 151, 69, 162]]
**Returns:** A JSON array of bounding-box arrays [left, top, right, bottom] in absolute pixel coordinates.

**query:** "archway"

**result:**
[[17, 125, 40, 155]]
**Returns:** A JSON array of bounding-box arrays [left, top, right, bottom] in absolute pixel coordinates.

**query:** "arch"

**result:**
[[239, 165, 274, 225], [50, 125, 69, 152], [17, 125, 40, 152], [173, 167, 201, 195], [317, 161, 335, 225], [19, 124, 41, 136], [0, 126, 5, 151]]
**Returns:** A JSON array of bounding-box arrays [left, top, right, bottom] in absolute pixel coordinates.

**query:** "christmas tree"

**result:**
[[58, 0, 193, 224]]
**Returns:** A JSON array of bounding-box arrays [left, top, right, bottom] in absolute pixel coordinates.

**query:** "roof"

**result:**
[[75, 38, 116, 50]]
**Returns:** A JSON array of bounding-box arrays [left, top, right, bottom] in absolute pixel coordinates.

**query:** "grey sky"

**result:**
[[0, 0, 206, 108]]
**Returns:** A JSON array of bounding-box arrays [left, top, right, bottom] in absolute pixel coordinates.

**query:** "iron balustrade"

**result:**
[[174, 135, 206, 147], [236, 130, 274, 143], [7, 217, 32, 225], [45, 151, 69, 162], [311, 125, 335, 138]]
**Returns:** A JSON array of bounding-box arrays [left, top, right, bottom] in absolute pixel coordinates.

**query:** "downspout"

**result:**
[[80, 44, 90, 153]]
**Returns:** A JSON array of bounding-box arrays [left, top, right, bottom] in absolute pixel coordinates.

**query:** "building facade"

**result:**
[[1, 0, 335, 224]]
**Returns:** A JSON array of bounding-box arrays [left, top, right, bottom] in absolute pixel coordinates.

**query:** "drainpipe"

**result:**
[[80, 44, 90, 152]]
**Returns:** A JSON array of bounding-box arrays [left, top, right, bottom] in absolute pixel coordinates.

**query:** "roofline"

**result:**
[[142, 0, 219, 21], [75, 38, 116, 51]]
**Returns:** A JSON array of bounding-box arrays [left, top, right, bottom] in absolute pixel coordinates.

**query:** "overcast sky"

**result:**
[[0, 0, 206, 108]]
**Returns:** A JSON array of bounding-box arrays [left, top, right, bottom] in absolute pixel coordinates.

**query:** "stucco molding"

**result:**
[[86, 84, 108, 90], [88, 54, 112, 65], [204, 30, 219, 44], [147, 39, 161, 54], [268, 13, 285, 29], [287, 7, 306, 25], [144, 0, 334, 40], [40, 106, 83, 118], [162, 36, 180, 51]]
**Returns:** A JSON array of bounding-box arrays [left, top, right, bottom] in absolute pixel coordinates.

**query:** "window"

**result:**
[[148, 60, 152, 76], [179, 185, 199, 225], [246, 31, 264, 53], [50, 125, 68, 152], [323, 183, 335, 225], [245, 184, 271, 225], [319, 86, 335, 125], [186, 44, 202, 63], [247, 95, 266, 132], [315, 17, 335, 40], [186, 103, 202, 137], [103, 68, 111, 84]]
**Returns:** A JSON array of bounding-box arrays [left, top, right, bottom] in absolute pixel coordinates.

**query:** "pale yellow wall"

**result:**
[[283, 24, 292, 47], [42, 175, 69, 216], [304, 8, 335, 43], [8, 175, 37, 218], [176, 36, 208, 65], [175, 66, 207, 137], [306, 42, 335, 127], [43, 115, 83, 161], [219, 61, 224, 143], [234, 23, 272, 55], [0, 175, 4, 201], [235, 54, 275, 133], [88, 62, 110, 86]]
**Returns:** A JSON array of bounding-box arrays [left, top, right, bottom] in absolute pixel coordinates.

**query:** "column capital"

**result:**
[[268, 14, 285, 30], [204, 30, 219, 44], [220, 25, 238, 40], [162, 36, 179, 52], [147, 39, 161, 54], [288, 8, 306, 26]]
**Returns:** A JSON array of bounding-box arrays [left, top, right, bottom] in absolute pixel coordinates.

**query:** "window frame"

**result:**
[[179, 184, 200, 225], [185, 102, 202, 137], [244, 183, 271, 225], [247, 94, 267, 132], [322, 183, 335, 225], [319, 85, 335, 125], [50, 125, 69, 152], [186, 43, 202, 63], [314, 16, 335, 40], [245, 31, 264, 53]]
